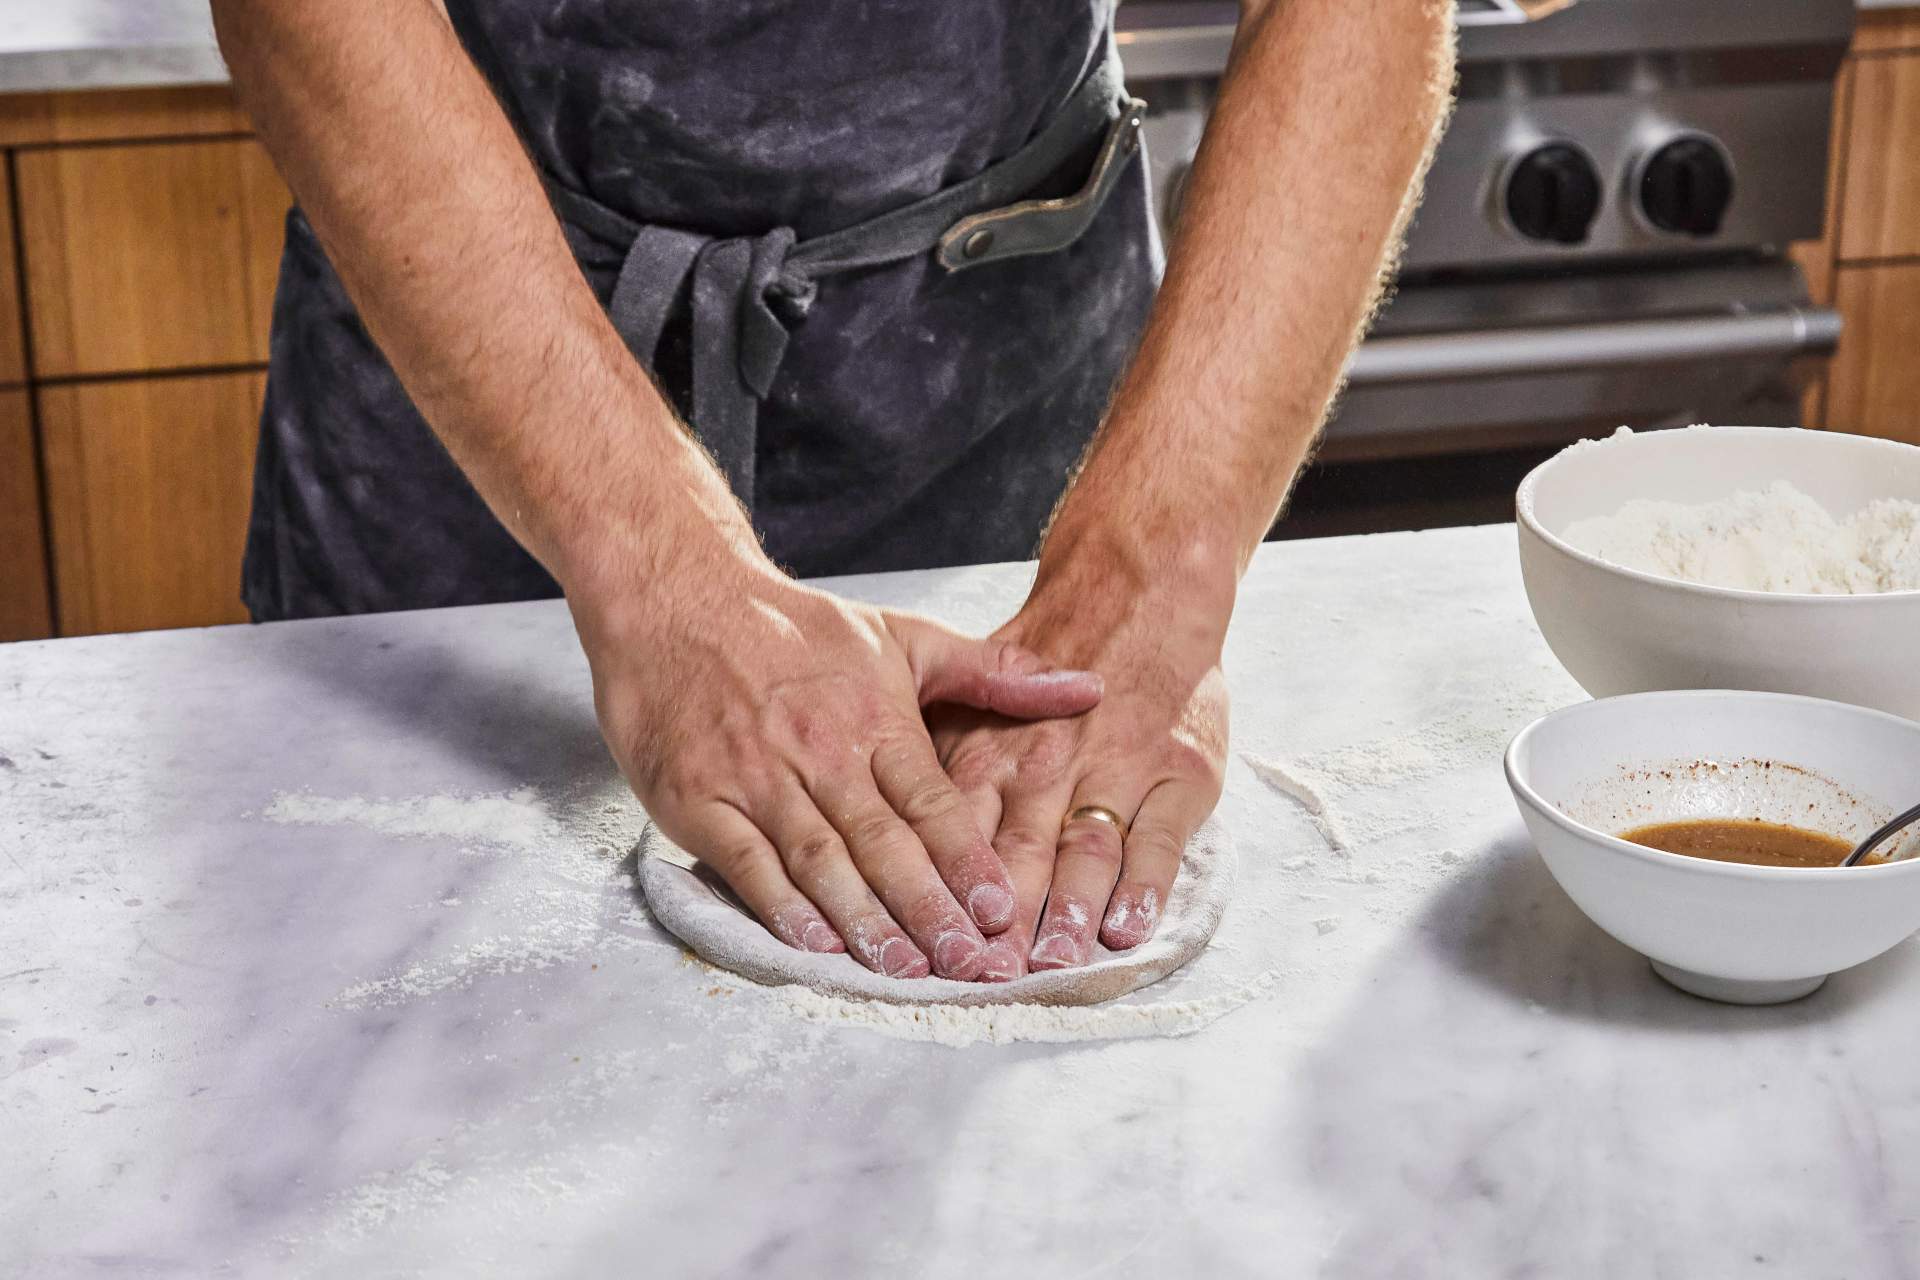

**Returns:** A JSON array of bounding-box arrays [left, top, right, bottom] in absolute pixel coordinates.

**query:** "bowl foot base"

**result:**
[[1650, 961, 1827, 1005]]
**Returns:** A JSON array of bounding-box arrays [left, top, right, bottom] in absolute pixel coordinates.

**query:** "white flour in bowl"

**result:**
[[1562, 480, 1920, 594]]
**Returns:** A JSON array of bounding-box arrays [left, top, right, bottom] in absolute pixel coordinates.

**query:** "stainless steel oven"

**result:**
[[1116, 0, 1855, 532]]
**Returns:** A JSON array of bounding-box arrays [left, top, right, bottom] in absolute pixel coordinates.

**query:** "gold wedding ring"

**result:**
[[1065, 805, 1130, 838]]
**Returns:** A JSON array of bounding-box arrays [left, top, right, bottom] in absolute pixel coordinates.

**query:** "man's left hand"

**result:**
[[929, 570, 1230, 978]]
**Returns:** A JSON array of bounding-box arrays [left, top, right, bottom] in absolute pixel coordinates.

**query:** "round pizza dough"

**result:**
[[636, 818, 1237, 1006]]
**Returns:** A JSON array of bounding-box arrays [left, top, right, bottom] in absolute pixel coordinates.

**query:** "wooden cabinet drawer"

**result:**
[[1837, 51, 1920, 262], [16, 139, 289, 378], [1826, 262, 1920, 446], [0, 86, 251, 148], [0, 389, 52, 641], [38, 372, 263, 636]]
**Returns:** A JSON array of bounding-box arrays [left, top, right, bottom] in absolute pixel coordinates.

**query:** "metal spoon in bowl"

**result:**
[[1841, 801, 1920, 868]]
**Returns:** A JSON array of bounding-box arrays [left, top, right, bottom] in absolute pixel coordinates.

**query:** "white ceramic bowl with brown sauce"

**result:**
[[1505, 689, 1920, 1004], [1516, 426, 1920, 720]]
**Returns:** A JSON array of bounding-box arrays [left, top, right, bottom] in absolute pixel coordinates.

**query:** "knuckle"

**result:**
[[778, 701, 848, 757], [901, 889, 961, 938], [790, 713, 833, 754], [847, 811, 912, 860], [894, 779, 961, 828], [994, 826, 1056, 869], [784, 831, 844, 880], [1060, 826, 1123, 868], [1127, 825, 1185, 866], [943, 742, 1008, 789], [985, 639, 1029, 674], [1167, 738, 1226, 788], [706, 840, 768, 877]]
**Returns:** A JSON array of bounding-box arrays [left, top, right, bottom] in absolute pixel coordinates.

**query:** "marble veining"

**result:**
[[4, 525, 1919, 1277]]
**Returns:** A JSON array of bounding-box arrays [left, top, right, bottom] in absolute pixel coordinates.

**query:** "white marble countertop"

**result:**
[[0, 1, 225, 95], [5, 524, 1919, 1277]]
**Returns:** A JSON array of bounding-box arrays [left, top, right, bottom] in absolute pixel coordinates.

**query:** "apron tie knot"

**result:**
[[600, 223, 819, 505], [735, 226, 816, 399]]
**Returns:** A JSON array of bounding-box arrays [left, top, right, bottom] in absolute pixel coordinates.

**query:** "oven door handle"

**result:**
[[1344, 307, 1842, 386]]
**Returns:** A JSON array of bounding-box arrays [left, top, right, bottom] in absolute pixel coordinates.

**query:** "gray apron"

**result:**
[[242, 1, 1161, 621]]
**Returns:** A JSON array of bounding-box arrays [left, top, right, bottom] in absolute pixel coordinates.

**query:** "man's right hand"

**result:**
[[571, 553, 1103, 982]]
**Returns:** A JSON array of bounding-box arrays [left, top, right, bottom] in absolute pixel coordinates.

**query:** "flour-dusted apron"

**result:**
[[241, 1, 1161, 621]]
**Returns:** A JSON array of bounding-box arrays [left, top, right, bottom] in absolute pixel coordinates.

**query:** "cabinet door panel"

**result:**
[[0, 390, 52, 642], [1837, 52, 1920, 263], [17, 140, 289, 377], [39, 373, 263, 636], [1826, 263, 1920, 447]]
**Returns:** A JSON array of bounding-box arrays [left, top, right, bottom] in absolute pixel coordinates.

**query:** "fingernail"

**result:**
[[1104, 889, 1162, 949], [1030, 931, 1084, 971], [932, 930, 984, 978], [801, 921, 843, 953], [977, 938, 1024, 983], [1102, 899, 1145, 949], [968, 883, 1015, 929], [878, 937, 930, 979]]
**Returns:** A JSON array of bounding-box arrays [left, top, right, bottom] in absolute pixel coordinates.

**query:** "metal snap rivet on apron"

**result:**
[[963, 228, 995, 259]]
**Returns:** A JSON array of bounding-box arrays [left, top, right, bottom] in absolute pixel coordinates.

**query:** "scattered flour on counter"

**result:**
[[740, 968, 1282, 1047], [1242, 755, 1354, 855], [1562, 479, 1920, 594], [264, 787, 564, 851], [330, 912, 652, 1010], [264, 785, 672, 1010]]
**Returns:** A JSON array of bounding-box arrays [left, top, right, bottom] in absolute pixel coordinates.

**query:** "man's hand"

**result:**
[[928, 0, 1453, 974], [573, 551, 1102, 981], [930, 552, 1229, 977]]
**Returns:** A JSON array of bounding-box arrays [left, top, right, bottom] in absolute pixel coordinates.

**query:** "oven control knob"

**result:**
[[1639, 137, 1735, 236], [1504, 144, 1602, 245]]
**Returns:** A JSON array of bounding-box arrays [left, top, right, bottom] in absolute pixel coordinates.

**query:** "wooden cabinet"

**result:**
[[0, 86, 251, 149], [1836, 53, 1920, 262], [1808, 11, 1920, 442], [16, 138, 288, 378], [0, 88, 283, 639], [1827, 264, 1920, 447], [0, 390, 52, 641], [38, 373, 263, 636]]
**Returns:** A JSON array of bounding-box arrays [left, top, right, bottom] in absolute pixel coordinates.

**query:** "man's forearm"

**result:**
[[1039, 0, 1456, 616], [211, 0, 759, 596]]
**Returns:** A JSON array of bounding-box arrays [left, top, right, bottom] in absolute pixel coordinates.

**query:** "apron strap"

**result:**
[[543, 40, 1138, 512]]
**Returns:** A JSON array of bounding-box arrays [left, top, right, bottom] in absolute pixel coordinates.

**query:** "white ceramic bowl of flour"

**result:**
[[1516, 426, 1920, 718], [1506, 689, 1920, 1004]]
